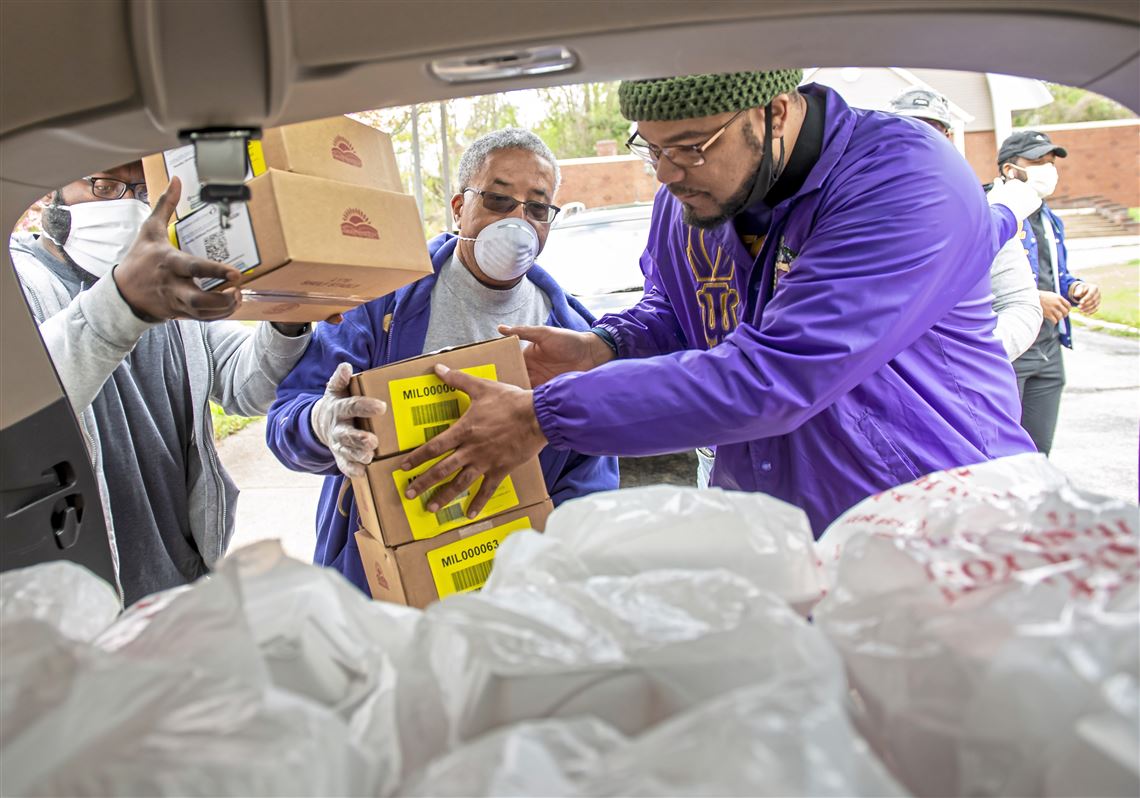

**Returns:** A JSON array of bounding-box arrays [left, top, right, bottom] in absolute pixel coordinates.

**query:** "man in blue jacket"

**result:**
[[998, 130, 1102, 454], [267, 128, 618, 592]]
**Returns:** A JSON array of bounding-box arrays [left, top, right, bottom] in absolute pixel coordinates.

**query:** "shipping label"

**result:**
[[388, 365, 498, 451], [392, 453, 519, 540], [171, 203, 261, 290], [427, 516, 531, 599]]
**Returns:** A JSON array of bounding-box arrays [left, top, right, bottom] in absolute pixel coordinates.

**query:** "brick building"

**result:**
[[557, 71, 1138, 212]]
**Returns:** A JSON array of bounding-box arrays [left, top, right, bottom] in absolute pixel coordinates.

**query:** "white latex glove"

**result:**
[[310, 363, 387, 478], [987, 176, 1042, 225]]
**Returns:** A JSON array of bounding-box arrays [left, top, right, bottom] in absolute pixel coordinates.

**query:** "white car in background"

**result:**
[[539, 203, 652, 318]]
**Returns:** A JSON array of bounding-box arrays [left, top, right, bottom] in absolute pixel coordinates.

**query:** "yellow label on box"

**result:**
[[388, 364, 498, 452], [247, 140, 267, 177], [427, 516, 531, 599], [392, 453, 519, 540]]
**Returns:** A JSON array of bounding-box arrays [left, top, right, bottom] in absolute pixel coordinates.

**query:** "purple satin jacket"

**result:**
[[532, 84, 1035, 536]]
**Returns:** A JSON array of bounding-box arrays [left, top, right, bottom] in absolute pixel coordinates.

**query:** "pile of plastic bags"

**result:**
[[815, 453, 1139, 797], [1, 459, 1136, 797]]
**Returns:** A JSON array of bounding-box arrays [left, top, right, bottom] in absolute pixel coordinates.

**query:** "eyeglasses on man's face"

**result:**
[[83, 176, 149, 204], [626, 109, 748, 169], [463, 188, 560, 224]]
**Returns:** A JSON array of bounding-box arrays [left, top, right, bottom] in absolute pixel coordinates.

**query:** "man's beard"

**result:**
[[678, 118, 764, 229]]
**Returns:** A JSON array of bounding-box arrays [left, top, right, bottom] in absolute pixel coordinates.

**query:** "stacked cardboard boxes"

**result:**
[[142, 116, 432, 322], [349, 337, 552, 608]]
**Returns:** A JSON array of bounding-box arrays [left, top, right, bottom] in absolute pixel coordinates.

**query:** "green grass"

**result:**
[[211, 402, 261, 441], [1128, 208, 1139, 223], [1074, 259, 1139, 333]]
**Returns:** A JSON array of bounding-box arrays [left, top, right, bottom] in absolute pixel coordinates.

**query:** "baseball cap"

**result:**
[[998, 130, 1068, 165], [889, 88, 953, 129]]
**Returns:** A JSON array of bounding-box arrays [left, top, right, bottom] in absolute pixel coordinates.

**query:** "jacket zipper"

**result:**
[[199, 324, 228, 561]]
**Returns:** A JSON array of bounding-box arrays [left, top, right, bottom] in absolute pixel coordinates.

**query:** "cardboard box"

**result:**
[[351, 447, 547, 548], [349, 336, 530, 459], [355, 500, 553, 608], [142, 140, 267, 221], [168, 169, 432, 322], [142, 116, 401, 220], [261, 116, 403, 192]]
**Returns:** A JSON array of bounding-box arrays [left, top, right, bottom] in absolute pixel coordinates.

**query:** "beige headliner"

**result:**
[[1, 0, 1138, 425]]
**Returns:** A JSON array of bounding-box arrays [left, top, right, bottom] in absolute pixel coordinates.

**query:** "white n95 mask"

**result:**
[[53, 198, 150, 278], [459, 218, 539, 282], [1007, 162, 1059, 199]]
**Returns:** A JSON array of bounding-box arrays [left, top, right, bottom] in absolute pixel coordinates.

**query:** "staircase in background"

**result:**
[[1049, 194, 1140, 237]]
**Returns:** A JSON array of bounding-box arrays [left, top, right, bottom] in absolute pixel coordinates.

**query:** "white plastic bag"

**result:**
[[221, 541, 421, 795], [402, 717, 628, 797], [96, 541, 421, 796], [0, 619, 374, 797], [486, 485, 828, 613], [0, 560, 120, 641], [581, 676, 907, 797], [814, 454, 1140, 797], [396, 568, 843, 774], [402, 670, 904, 797]]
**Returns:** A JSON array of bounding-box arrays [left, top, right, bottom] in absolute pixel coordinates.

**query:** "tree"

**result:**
[[533, 82, 630, 159], [1013, 83, 1136, 126]]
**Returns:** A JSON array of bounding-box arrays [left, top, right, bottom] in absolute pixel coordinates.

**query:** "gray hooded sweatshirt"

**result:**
[[10, 233, 310, 603]]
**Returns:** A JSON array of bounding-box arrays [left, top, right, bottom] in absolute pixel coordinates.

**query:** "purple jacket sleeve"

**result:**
[[265, 308, 380, 476], [533, 167, 996, 456], [989, 203, 1018, 248]]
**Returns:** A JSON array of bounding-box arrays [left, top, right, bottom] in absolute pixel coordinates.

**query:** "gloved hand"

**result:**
[[987, 176, 1042, 224], [310, 363, 387, 478]]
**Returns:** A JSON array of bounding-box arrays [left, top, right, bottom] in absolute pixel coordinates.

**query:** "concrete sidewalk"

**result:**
[[219, 420, 323, 561]]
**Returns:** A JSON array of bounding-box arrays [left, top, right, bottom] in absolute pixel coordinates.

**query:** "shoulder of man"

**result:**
[[8, 233, 68, 313]]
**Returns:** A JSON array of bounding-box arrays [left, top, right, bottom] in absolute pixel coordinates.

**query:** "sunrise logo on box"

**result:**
[[331, 136, 363, 167], [341, 208, 379, 239]]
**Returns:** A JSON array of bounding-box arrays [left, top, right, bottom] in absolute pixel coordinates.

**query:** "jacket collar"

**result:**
[[391, 232, 594, 329]]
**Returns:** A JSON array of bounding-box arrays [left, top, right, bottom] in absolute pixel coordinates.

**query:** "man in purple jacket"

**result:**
[[400, 69, 1036, 537]]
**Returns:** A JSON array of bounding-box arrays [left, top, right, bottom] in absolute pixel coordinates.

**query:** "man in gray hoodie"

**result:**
[[10, 160, 311, 604]]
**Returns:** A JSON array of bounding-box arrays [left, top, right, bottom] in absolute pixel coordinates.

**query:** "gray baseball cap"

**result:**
[[890, 88, 953, 129]]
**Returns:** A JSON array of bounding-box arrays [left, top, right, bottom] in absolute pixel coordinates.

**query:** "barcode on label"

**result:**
[[204, 230, 230, 263], [411, 399, 460, 427], [435, 503, 466, 525], [423, 423, 450, 441], [420, 487, 470, 513], [450, 559, 493, 593]]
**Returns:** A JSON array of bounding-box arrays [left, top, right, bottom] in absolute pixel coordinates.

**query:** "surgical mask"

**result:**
[[743, 101, 787, 208], [1006, 162, 1059, 199], [47, 198, 150, 278], [459, 217, 539, 282]]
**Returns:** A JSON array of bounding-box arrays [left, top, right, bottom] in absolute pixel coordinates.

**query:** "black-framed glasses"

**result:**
[[463, 187, 560, 224], [626, 109, 748, 169], [83, 176, 149, 203]]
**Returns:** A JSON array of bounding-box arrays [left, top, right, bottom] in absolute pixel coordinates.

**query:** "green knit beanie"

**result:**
[[618, 69, 804, 121]]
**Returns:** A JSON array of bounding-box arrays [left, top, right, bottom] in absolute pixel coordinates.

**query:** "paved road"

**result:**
[[223, 331, 1138, 561], [1050, 327, 1138, 502]]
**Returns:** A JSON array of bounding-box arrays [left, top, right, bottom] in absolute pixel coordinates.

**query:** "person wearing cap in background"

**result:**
[[8, 165, 313, 605], [394, 70, 1035, 539], [890, 87, 1044, 361], [997, 130, 1101, 456], [266, 128, 618, 594]]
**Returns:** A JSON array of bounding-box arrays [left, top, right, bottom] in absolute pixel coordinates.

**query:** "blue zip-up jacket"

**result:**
[[1021, 204, 1079, 348], [267, 233, 619, 592]]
